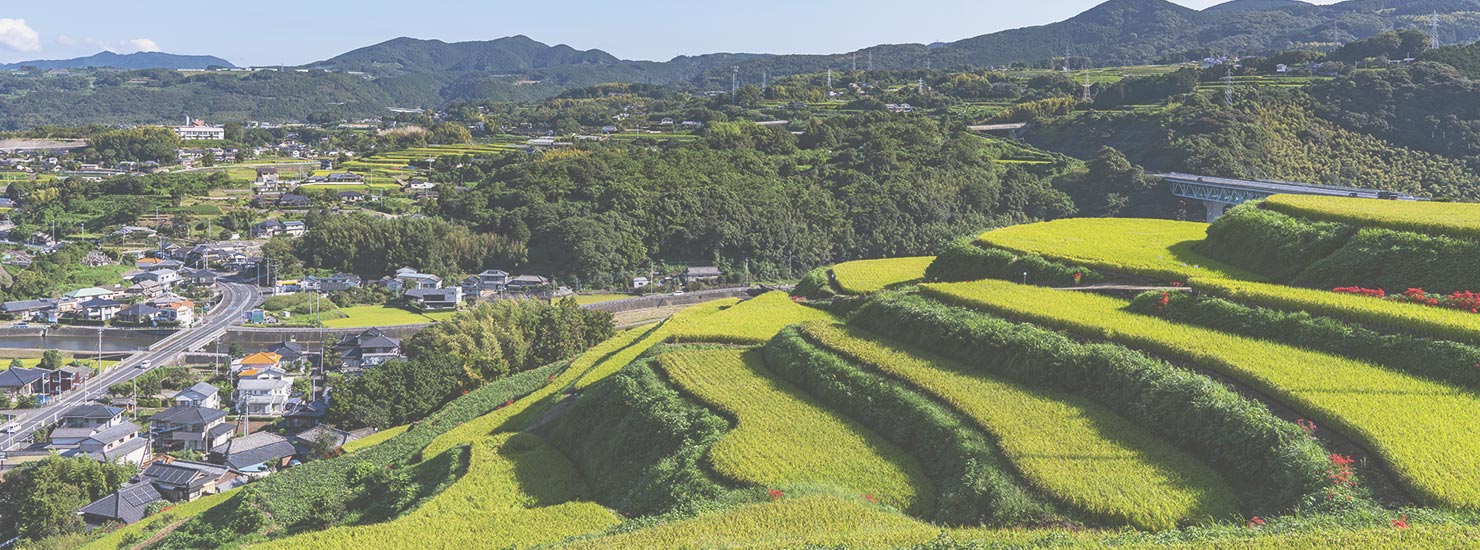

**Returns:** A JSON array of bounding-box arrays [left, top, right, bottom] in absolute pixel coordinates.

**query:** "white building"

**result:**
[[173, 117, 226, 141]]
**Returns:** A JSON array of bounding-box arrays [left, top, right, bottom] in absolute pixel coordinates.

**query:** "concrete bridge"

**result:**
[[1156, 172, 1420, 221]]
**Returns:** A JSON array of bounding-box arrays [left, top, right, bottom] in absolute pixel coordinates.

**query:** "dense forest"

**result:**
[[423, 114, 1076, 285]]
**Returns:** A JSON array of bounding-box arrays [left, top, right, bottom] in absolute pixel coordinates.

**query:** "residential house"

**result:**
[[337, 190, 368, 203], [112, 226, 157, 239], [254, 167, 280, 187], [173, 118, 226, 141], [404, 179, 436, 191], [235, 351, 282, 373], [174, 382, 221, 409], [212, 432, 297, 474], [46, 405, 148, 464], [79, 457, 240, 526], [318, 273, 361, 292], [280, 397, 328, 431], [633, 276, 650, 289], [1, 298, 58, 321], [63, 287, 119, 302], [133, 269, 181, 287], [506, 274, 550, 291], [179, 268, 218, 288], [156, 299, 196, 327], [267, 342, 308, 368], [405, 287, 461, 310], [115, 304, 162, 326], [252, 220, 306, 238], [0, 367, 48, 399], [475, 269, 509, 290], [275, 194, 311, 208], [79, 480, 164, 526], [125, 280, 170, 300], [235, 377, 293, 416], [333, 328, 403, 369], [390, 268, 442, 292], [79, 298, 122, 321], [150, 405, 233, 452], [136, 259, 183, 272], [290, 424, 361, 456], [683, 266, 722, 285], [50, 366, 91, 393]]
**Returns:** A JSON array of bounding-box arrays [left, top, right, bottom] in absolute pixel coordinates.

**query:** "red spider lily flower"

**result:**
[[1393, 515, 1409, 530], [1297, 418, 1317, 435], [1247, 516, 1264, 528], [768, 488, 784, 500], [865, 493, 878, 504], [1072, 272, 1083, 284], [1158, 292, 1170, 309]]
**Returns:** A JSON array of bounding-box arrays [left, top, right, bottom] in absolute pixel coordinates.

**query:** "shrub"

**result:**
[[792, 267, 839, 299], [536, 357, 731, 518], [924, 239, 1101, 287], [1197, 202, 1355, 282], [1295, 227, 1480, 295]]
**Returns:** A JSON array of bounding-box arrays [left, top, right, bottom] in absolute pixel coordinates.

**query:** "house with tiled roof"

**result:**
[[212, 432, 297, 474], [150, 405, 233, 452]]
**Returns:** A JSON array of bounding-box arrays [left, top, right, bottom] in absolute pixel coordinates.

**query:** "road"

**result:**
[[3, 281, 261, 450]]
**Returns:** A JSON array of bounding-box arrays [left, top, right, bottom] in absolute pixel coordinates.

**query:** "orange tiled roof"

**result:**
[[240, 352, 281, 365]]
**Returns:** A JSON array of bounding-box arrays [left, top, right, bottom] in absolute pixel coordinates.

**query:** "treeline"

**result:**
[[0, 456, 133, 541], [327, 299, 613, 429], [1308, 62, 1480, 160], [86, 126, 180, 165], [428, 113, 1077, 286], [279, 212, 527, 280]]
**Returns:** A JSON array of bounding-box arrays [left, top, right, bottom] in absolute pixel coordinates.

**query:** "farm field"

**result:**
[[568, 298, 736, 390], [1262, 194, 1480, 240], [977, 218, 1258, 282], [262, 433, 620, 549], [666, 291, 833, 344], [560, 293, 630, 305], [924, 278, 1480, 510], [799, 322, 1237, 531], [319, 305, 454, 328], [1191, 277, 1480, 345], [654, 348, 932, 515], [341, 424, 410, 453], [830, 256, 934, 294]]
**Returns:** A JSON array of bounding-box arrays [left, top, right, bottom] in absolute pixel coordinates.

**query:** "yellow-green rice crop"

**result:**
[[656, 348, 932, 515], [341, 424, 410, 453], [667, 291, 834, 344], [976, 218, 1258, 281], [264, 432, 619, 549], [569, 298, 737, 390], [1263, 194, 1480, 241], [831, 256, 935, 294], [1192, 277, 1480, 345], [923, 279, 1480, 510], [799, 322, 1237, 531], [80, 488, 240, 550]]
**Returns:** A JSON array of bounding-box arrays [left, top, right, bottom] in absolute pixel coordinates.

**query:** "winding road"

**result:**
[[3, 281, 261, 450]]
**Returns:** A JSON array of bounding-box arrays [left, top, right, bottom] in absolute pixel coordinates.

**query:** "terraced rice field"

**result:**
[[1262, 194, 1480, 241], [265, 433, 620, 549], [655, 348, 932, 515], [341, 424, 410, 453], [667, 291, 833, 344], [830, 256, 935, 294], [977, 219, 1258, 281], [1192, 277, 1480, 345], [924, 279, 1480, 510], [569, 299, 737, 390], [800, 322, 1237, 530]]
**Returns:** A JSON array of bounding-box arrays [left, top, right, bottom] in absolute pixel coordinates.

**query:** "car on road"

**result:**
[[137, 359, 151, 369], [672, 289, 685, 296], [1, 424, 21, 435]]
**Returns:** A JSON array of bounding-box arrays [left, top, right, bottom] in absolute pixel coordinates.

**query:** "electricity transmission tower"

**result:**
[[1430, 11, 1442, 48], [1224, 65, 1234, 106], [731, 66, 739, 104]]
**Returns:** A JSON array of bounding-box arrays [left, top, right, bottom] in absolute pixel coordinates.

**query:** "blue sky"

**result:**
[[0, 0, 1340, 66]]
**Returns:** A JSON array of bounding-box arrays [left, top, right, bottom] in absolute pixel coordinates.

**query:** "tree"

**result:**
[[0, 456, 132, 541], [37, 350, 63, 370], [86, 127, 180, 165], [8, 359, 21, 369], [310, 429, 340, 460]]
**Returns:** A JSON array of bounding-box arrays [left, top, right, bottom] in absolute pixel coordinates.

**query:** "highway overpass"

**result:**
[[1156, 172, 1420, 221]]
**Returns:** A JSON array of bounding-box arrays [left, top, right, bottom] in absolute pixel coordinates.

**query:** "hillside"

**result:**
[[0, 51, 235, 70], [54, 197, 1480, 548]]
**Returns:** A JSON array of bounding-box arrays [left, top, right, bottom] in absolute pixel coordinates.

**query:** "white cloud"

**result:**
[[55, 34, 76, 47], [0, 18, 41, 53], [118, 38, 160, 53]]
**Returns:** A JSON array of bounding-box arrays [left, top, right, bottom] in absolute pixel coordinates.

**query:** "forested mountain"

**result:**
[[0, 51, 234, 70]]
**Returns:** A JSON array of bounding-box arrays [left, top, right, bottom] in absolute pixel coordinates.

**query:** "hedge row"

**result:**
[[792, 266, 839, 300], [923, 238, 1103, 287], [1294, 227, 1480, 295], [762, 328, 1057, 526], [1128, 291, 1480, 391], [1198, 203, 1356, 282], [850, 293, 1331, 512], [537, 354, 731, 518]]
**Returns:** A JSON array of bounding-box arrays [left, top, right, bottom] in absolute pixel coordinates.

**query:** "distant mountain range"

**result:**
[[2, 0, 1480, 128], [0, 51, 235, 71]]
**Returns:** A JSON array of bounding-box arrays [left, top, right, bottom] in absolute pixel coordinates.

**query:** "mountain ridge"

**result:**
[[0, 51, 235, 71]]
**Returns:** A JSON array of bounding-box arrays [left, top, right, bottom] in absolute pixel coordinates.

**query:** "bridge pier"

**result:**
[[1203, 201, 1228, 222]]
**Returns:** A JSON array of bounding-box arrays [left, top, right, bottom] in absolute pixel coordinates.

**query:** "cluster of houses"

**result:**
[[0, 255, 216, 326], [268, 267, 562, 312], [0, 362, 92, 405]]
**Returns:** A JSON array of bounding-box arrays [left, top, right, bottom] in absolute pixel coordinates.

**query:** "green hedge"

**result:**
[[851, 293, 1331, 512], [762, 328, 1056, 526], [536, 355, 731, 518], [1197, 203, 1355, 282], [1128, 290, 1480, 391], [1295, 227, 1480, 295], [924, 239, 1103, 287], [792, 266, 839, 299]]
